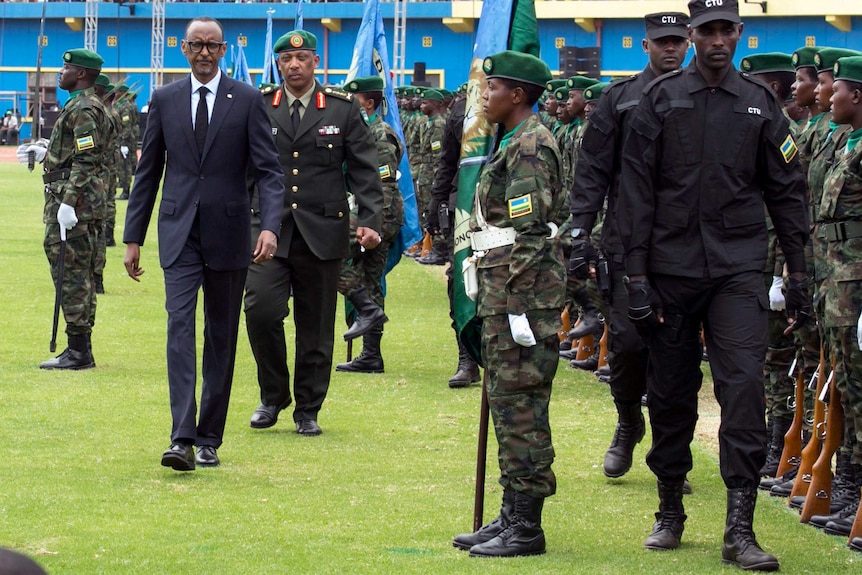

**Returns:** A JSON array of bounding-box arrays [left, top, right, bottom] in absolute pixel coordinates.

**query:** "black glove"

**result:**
[[426, 198, 441, 233], [625, 277, 662, 331], [784, 276, 811, 334], [569, 235, 597, 280]]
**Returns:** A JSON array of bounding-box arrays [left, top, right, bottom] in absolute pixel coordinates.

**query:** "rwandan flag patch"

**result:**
[[508, 195, 533, 219], [780, 134, 798, 163], [75, 135, 95, 151], [378, 164, 391, 179]]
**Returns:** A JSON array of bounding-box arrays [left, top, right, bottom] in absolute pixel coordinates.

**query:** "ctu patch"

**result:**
[[508, 195, 533, 219], [75, 135, 95, 151], [780, 134, 798, 163]]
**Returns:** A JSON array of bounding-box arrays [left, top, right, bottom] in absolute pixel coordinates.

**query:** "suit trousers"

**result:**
[[643, 271, 768, 488], [163, 217, 247, 448], [244, 226, 340, 422]]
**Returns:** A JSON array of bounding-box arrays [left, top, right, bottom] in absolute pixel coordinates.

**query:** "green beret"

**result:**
[[106, 83, 115, 91], [740, 53, 794, 75], [421, 88, 445, 102], [116, 84, 129, 93], [457, 82, 468, 94], [584, 82, 609, 102], [438, 88, 453, 98], [553, 87, 569, 101], [482, 50, 551, 88], [814, 48, 862, 74], [791, 47, 821, 69], [833, 56, 862, 84], [545, 79, 568, 93], [566, 75, 600, 91], [344, 76, 384, 93], [274, 30, 318, 53], [95, 73, 111, 87], [258, 82, 279, 91], [62, 48, 103, 71]]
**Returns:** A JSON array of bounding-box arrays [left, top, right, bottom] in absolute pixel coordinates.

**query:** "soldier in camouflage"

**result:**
[[335, 76, 405, 374], [92, 74, 121, 294], [453, 50, 566, 558], [415, 88, 447, 265], [115, 84, 139, 200], [20, 49, 109, 370]]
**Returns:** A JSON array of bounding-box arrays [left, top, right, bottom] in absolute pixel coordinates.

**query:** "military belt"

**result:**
[[470, 227, 517, 251], [822, 220, 862, 242], [43, 168, 71, 184]]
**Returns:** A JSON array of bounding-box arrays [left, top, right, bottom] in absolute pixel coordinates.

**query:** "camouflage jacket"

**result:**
[[808, 123, 850, 282], [367, 113, 405, 223], [470, 114, 567, 318], [416, 113, 445, 188], [43, 87, 109, 227], [117, 96, 140, 149]]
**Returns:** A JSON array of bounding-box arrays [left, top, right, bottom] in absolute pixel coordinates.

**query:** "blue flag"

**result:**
[[232, 40, 253, 87], [295, 0, 304, 31], [261, 10, 280, 86], [347, 0, 422, 275]]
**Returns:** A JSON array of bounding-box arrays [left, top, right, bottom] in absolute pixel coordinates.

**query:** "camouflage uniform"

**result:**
[[470, 114, 567, 498], [93, 98, 122, 284], [116, 93, 139, 193], [416, 112, 445, 229], [42, 86, 109, 337]]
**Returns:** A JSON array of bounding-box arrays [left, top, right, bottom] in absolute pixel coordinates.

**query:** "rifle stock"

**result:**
[[473, 371, 490, 532], [597, 324, 608, 370], [49, 227, 66, 352], [799, 375, 842, 523], [789, 347, 827, 501], [558, 307, 571, 343], [420, 231, 432, 258], [849, 493, 862, 540], [776, 367, 805, 477], [574, 333, 595, 362]]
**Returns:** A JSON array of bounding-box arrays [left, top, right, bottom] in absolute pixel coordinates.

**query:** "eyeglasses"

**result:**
[[185, 40, 225, 54]]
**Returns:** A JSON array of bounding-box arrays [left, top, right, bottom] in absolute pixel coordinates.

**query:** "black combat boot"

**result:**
[[823, 465, 862, 537], [116, 186, 130, 200], [453, 488, 515, 550], [570, 348, 599, 371], [721, 485, 779, 571], [40, 333, 95, 370], [850, 537, 862, 552], [342, 286, 387, 341], [94, 274, 105, 295], [448, 338, 480, 388], [810, 451, 859, 527], [603, 401, 646, 478], [759, 417, 791, 478], [335, 328, 384, 373], [567, 311, 603, 339], [644, 478, 687, 550], [469, 491, 546, 557], [761, 465, 796, 492], [105, 223, 116, 247], [417, 235, 447, 265]]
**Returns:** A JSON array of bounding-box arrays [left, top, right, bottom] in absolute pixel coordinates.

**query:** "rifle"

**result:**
[[420, 230, 433, 258], [558, 307, 571, 343], [49, 226, 66, 352], [473, 371, 490, 531], [776, 357, 805, 477], [789, 347, 827, 502], [29, 0, 47, 171], [574, 333, 595, 362], [597, 323, 608, 370], [849, 494, 862, 542], [800, 366, 841, 523]]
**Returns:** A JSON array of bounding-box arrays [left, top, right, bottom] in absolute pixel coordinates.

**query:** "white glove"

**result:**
[[16, 143, 47, 165], [57, 203, 78, 231], [120, 145, 129, 158], [857, 310, 862, 351], [768, 276, 785, 311], [508, 313, 537, 347]]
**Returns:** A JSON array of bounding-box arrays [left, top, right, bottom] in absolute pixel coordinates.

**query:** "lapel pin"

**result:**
[[226, 94, 233, 99]]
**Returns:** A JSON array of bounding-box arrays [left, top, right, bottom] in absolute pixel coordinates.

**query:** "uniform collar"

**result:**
[[685, 59, 741, 96]]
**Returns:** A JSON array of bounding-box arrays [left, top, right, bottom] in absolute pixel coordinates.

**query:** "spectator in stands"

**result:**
[[0, 110, 19, 145]]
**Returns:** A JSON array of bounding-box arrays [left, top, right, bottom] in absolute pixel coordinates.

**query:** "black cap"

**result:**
[[688, 0, 740, 28], [644, 12, 690, 40]]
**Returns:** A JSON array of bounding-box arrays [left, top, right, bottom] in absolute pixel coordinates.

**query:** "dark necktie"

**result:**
[[291, 99, 301, 133], [195, 86, 209, 156]]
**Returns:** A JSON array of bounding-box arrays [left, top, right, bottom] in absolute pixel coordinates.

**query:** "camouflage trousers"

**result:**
[[44, 222, 98, 336], [481, 311, 559, 499], [118, 153, 136, 189], [826, 325, 862, 465], [764, 306, 796, 422]]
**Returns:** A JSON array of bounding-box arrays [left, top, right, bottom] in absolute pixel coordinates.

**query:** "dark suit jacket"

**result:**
[[254, 81, 383, 261], [124, 74, 284, 270]]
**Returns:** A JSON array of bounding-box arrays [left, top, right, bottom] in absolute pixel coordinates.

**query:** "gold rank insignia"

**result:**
[[780, 134, 798, 163], [75, 135, 95, 151], [508, 195, 533, 219]]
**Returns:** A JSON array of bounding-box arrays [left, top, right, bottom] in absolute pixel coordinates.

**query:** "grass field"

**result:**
[[0, 162, 859, 574]]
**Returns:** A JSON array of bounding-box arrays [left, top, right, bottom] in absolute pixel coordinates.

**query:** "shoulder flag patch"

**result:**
[[508, 195, 533, 219], [780, 134, 798, 164], [430, 140, 442, 152], [75, 135, 95, 151], [378, 164, 391, 179]]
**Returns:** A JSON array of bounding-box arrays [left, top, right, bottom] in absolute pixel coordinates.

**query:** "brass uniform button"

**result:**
[[291, 203, 298, 210], [292, 168, 299, 176], [291, 186, 298, 193], [292, 151, 299, 158]]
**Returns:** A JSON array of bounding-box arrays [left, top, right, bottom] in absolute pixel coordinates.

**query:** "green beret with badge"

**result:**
[[95, 73, 111, 87], [566, 75, 599, 91], [791, 46, 821, 70], [833, 56, 862, 84], [482, 50, 552, 88], [421, 88, 445, 102], [63, 48, 104, 71], [553, 87, 569, 102], [345, 76, 384, 93], [457, 82, 468, 94], [740, 53, 794, 74], [274, 29, 317, 53], [545, 79, 568, 93], [814, 47, 862, 74], [584, 82, 609, 102]]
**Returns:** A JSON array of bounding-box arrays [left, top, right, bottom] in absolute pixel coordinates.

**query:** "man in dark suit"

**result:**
[[123, 16, 285, 471], [244, 30, 383, 436]]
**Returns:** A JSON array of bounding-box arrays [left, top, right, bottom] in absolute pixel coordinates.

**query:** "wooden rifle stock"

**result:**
[[575, 334, 595, 362], [597, 324, 608, 370], [790, 347, 827, 501], [800, 373, 842, 523], [420, 231, 432, 258], [849, 493, 862, 541], [473, 371, 490, 532], [776, 365, 805, 478], [558, 307, 571, 343]]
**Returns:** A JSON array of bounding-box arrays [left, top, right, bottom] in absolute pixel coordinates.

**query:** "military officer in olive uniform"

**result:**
[[245, 30, 384, 436]]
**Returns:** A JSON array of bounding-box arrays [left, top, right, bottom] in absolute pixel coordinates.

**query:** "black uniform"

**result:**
[[618, 62, 809, 486]]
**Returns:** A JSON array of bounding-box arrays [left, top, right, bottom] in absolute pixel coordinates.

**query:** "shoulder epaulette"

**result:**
[[323, 87, 354, 102], [260, 85, 276, 95], [643, 68, 682, 94], [739, 71, 774, 93]]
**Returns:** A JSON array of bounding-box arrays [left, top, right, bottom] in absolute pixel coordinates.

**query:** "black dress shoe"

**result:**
[[250, 403, 288, 429], [161, 443, 195, 471], [296, 419, 322, 436], [195, 445, 219, 467]]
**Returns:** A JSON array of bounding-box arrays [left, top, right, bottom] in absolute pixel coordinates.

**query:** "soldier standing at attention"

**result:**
[[618, 0, 810, 569], [452, 50, 566, 558], [334, 75, 405, 373], [115, 85, 139, 200], [415, 88, 448, 266], [19, 49, 109, 370]]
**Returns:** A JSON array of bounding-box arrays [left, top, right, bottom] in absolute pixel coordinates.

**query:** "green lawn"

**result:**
[[0, 163, 859, 574]]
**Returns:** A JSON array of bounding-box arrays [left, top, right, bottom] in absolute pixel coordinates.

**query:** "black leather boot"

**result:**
[[810, 452, 858, 527], [761, 465, 796, 492], [570, 348, 599, 371], [40, 333, 95, 370], [644, 478, 686, 550], [469, 491, 546, 557], [759, 417, 791, 478], [823, 465, 862, 537], [335, 328, 384, 373], [721, 486, 779, 571], [94, 274, 105, 295], [116, 186, 130, 200], [568, 311, 603, 339], [453, 488, 515, 550], [417, 236, 447, 265], [343, 286, 387, 341], [603, 401, 645, 478], [448, 337, 480, 388], [105, 223, 116, 247]]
